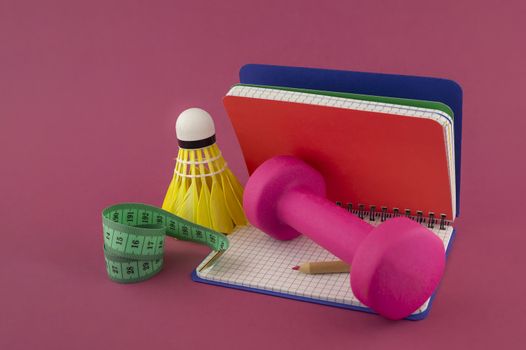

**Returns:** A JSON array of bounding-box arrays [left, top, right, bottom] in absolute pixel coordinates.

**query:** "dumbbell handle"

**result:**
[[277, 187, 374, 264]]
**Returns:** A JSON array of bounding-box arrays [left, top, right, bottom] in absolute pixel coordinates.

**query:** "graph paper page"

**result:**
[[196, 216, 454, 316]]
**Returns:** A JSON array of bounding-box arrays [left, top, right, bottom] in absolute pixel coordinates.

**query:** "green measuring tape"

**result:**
[[102, 203, 229, 283]]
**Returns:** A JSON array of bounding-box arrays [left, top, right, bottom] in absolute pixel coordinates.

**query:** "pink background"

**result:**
[[1, 1, 525, 349]]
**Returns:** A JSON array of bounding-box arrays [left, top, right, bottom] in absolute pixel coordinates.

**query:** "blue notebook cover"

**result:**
[[193, 65, 462, 320]]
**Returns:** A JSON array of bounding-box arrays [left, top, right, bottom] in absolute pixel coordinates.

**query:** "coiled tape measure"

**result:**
[[102, 203, 229, 283]]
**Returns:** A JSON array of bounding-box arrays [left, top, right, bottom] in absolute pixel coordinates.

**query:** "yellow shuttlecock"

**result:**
[[162, 108, 247, 234]]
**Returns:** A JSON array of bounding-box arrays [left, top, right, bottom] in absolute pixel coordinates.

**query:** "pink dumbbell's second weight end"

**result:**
[[351, 217, 446, 319]]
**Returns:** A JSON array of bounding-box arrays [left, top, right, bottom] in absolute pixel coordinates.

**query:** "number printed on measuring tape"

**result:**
[[102, 203, 229, 283]]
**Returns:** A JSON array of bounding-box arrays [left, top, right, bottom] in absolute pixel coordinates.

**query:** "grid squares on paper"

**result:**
[[196, 216, 454, 316]]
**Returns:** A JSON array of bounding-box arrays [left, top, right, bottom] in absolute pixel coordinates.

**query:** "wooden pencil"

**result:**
[[292, 261, 350, 274]]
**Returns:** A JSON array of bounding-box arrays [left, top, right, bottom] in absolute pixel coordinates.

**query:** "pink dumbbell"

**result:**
[[243, 156, 445, 320]]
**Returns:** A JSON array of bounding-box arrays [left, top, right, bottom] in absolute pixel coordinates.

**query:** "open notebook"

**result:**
[[193, 65, 462, 320], [194, 216, 454, 319]]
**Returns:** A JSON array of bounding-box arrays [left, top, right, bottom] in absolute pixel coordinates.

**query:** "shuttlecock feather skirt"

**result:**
[[162, 144, 247, 234]]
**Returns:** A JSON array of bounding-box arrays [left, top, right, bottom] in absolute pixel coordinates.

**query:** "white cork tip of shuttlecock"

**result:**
[[176, 108, 216, 142]]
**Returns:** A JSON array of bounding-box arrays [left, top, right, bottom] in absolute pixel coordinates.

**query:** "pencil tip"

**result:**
[[292, 265, 299, 270]]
